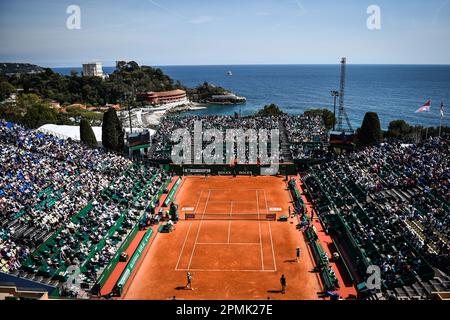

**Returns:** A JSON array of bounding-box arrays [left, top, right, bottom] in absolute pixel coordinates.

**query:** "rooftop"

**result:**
[[147, 89, 186, 97]]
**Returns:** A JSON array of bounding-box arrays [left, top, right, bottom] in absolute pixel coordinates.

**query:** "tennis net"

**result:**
[[184, 213, 277, 221]]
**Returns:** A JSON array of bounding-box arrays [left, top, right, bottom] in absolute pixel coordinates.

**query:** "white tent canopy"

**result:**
[[37, 124, 155, 146], [37, 124, 104, 143]]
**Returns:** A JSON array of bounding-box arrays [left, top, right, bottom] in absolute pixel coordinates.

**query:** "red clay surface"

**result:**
[[123, 176, 323, 300]]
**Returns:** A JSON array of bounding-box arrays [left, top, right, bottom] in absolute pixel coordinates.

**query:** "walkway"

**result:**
[[295, 176, 358, 299]]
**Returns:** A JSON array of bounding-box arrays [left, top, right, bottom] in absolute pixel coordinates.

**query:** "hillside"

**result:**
[[2, 61, 186, 107], [0, 63, 45, 75]]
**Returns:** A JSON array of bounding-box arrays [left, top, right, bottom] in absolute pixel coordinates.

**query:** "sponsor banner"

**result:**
[[171, 163, 297, 176], [238, 171, 253, 175], [116, 229, 153, 295], [163, 177, 181, 207], [218, 171, 232, 175], [183, 168, 212, 174], [182, 207, 194, 211], [269, 208, 282, 212]]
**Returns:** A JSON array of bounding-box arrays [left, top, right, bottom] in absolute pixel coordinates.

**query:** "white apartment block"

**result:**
[[82, 62, 104, 77]]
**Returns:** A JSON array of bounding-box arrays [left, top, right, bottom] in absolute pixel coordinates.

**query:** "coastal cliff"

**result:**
[[0, 63, 44, 75], [188, 82, 246, 105]]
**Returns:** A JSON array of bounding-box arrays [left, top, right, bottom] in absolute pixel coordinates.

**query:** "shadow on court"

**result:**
[[284, 259, 298, 263], [267, 290, 283, 294], [175, 286, 188, 290]]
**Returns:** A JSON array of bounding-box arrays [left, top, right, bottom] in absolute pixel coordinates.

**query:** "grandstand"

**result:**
[[1, 116, 449, 301], [0, 121, 172, 297], [149, 114, 330, 165], [301, 138, 450, 299]]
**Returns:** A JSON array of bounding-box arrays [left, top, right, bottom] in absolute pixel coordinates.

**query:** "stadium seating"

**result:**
[[288, 178, 340, 291], [302, 138, 449, 295], [0, 120, 171, 297], [150, 114, 329, 162]]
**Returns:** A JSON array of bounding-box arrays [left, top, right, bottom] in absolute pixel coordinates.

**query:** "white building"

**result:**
[[82, 62, 104, 77]]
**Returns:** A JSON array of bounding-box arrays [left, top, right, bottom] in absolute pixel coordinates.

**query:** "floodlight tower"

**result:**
[[336, 57, 353, 132], [330, 90, 339, 131]]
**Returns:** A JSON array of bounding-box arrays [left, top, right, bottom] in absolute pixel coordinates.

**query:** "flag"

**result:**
[[415, 100, 431, 113], [440, 100, 444, 118]]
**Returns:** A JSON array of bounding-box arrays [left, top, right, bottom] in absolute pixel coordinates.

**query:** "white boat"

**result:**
[[227, 70, 232, 76]]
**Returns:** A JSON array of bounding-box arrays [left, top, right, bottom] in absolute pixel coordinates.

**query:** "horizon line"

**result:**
[[46, 62, 450, 69]]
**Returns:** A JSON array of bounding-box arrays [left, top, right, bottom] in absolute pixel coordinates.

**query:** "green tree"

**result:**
[[21, 103, 58, 128], [4, 61, 188, 108], [102, 108, 124, 152], [387, 119, 412, 139], [186, 82, 226, 102], [0, 102, 22, 123], [255, 104, 286, 116], [0, 81, 15, 100], [116, 61, 127, 70], [357, 112, 383, 147], [57, 114, 74, 125], [17, 93, 41, 107], [80, 118, 98, 148], [304, 108, 335, 130]]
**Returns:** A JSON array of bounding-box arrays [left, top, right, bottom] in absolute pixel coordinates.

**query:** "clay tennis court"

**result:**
[[123, 176, 323, 300]]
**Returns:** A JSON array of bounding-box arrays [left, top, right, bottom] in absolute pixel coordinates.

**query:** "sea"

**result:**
[[52, 65, 450, 129]]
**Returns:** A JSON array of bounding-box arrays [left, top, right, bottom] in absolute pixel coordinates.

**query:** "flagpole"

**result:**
[[417, 115, 421, 144], [413, 109, 418, 143], [439, 100, 443, 138], [414, 100, 431, 143], [418, 125, 422, 143], [414, 118, 419, 144]]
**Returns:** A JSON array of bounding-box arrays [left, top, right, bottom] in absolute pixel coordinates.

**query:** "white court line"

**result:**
[[208, 201, 255, 203], [175, 268, 277, 272], [263, 189, 269, 215], [228, 201, 232, 243], [179, 187, 274, 273], [175, 189, 203, 270], [194, 212, 264, 215], [264, 189, 277, 271], [187, 190, 211, 270], [195, 242, 260, 245], [268, 220, 277, 271], [194, 190, 204, 213], [256, 190, 264, 271], [200, 188, 267, 191], [175, 222, 193, 270]]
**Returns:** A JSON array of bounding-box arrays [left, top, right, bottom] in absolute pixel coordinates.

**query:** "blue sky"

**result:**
[[0, 0, 449, 67]]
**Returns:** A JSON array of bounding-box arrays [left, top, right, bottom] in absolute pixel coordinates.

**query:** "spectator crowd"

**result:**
[[0, 120, 170, 296], [302, 138, 450, 289], [150, 114, 329, 162]]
